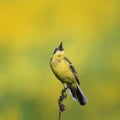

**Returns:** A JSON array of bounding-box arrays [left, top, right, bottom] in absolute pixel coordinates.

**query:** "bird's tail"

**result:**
[[69, 84, 88, 105]]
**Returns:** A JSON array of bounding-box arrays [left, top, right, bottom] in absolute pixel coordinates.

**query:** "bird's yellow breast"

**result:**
[[51, 58, 76, 84]]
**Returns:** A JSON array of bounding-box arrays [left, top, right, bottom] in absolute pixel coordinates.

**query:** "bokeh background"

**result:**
[[0, 0, 120, 120]]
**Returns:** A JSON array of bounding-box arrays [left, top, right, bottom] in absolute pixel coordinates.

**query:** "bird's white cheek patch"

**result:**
[[56, 51, 64, 55]]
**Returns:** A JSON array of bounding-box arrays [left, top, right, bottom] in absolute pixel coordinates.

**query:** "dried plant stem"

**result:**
[[58, 111, 61, 120], [58, 87, 68, 120]]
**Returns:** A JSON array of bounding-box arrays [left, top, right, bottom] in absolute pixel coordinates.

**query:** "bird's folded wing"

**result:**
[[64, 57, 80, 85]]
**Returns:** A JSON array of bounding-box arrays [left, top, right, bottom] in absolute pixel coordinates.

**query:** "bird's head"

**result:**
[[53, 42, 64, 60]]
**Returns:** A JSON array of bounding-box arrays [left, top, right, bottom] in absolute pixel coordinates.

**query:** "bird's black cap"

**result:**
[[53, 42, 64, 54], [57, 42, 64, 51]]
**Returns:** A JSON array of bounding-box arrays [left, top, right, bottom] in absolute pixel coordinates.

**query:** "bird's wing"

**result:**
[[64, 57, 80, 85]]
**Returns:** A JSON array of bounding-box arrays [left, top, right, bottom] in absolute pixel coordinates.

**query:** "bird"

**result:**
[[50, 42, 87, 105]]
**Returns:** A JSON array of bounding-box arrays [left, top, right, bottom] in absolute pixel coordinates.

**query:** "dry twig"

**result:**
[[58, 87, 68, 120]]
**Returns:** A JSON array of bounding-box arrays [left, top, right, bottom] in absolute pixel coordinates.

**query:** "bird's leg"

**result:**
[[62, 84, 68, 98], [63, 83, 67, 89]]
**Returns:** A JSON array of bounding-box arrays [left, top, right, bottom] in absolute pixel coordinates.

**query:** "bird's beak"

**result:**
[[57, 42, 64, 51]]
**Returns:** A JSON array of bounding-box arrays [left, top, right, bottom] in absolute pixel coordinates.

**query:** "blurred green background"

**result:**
[[0, 0, 120, 120]]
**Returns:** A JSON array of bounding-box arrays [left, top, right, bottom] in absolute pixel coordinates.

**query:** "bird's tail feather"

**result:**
[[69, 85, 88, 105], [76, 85, 88, 105]]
